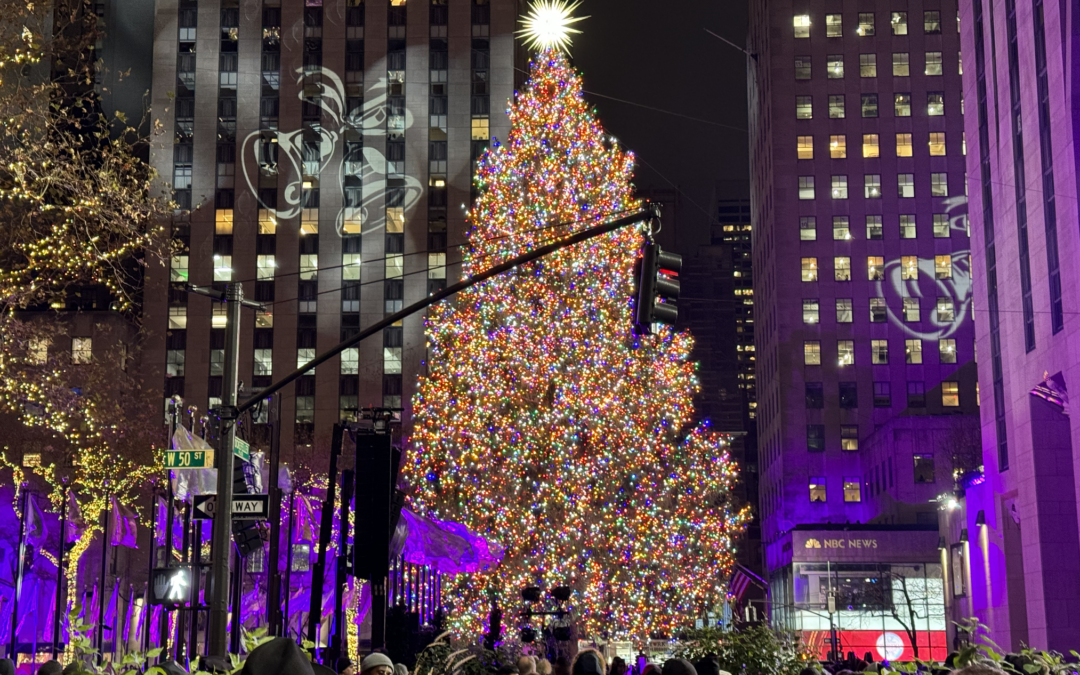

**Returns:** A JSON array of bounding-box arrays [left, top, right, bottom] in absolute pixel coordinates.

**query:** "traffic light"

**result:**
[[633, 242, 682, 334]]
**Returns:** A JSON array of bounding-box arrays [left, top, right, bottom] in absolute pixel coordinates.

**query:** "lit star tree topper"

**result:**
[[517, 0, 588, 52], [404, 48, 750, 641]]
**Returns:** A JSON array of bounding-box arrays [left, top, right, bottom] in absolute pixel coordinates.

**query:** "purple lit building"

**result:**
[[957, 0, 1080, 652], [748, 0, 978, 655]]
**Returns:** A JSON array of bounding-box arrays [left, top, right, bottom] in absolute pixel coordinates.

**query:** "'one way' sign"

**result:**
[[192, 494, 269, 520]]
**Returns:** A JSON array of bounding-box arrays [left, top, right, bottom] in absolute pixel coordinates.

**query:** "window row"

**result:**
[[801, 255, 956, 282], [807, 381, 960, 412], [799, 214, 959, 241], [798, 132, 954, 159], [803, 339, 963, 367], [797, 172, 950, 200], [802, 297, 959, 326], [795, 51, 956, 80], [794, 11, 946, 38], [797, 92, 947, 119]]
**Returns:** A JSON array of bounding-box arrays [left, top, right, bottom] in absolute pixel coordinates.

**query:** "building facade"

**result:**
[[957, 0, 1080, 652], [714, 196, 757, 419], [142, 0, 524, 461], [748, 0, 978, 652]]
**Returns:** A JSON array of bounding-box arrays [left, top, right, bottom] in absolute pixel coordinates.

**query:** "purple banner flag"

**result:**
[[109, 496, 138, 548]]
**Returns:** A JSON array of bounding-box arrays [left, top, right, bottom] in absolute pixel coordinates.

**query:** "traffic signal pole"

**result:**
[[207, 282, 242, 659]]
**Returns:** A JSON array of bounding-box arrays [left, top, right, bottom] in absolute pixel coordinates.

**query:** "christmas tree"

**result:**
[[404, 42, 749, 640]]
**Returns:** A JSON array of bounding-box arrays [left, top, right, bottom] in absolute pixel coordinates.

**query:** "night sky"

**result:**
[[571, 0, 751, 248]]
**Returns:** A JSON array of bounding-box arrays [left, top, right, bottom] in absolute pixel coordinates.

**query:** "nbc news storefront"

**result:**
[[767, 526, 947, 662]]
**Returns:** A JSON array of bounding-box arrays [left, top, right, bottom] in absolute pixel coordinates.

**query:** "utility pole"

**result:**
[[207, 282, 242, 659], [266, 394, 283, 636]]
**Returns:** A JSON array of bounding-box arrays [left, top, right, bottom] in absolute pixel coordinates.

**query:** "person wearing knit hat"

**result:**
[[361, 653, 395, 675], [394, 663, 408, 675], [242, 637, 315, 675], [38, 661, 63, 675], [337, 657, 357, 675], [571, 649, 606, 675], [661, 659, 697, 675]]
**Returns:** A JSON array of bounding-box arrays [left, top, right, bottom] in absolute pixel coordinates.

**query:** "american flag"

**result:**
[[728, 568, 754, 601]]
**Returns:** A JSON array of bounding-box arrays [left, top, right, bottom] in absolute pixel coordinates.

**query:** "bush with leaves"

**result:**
[[674, 626, 815, 675], [413, 632, 507, 675]]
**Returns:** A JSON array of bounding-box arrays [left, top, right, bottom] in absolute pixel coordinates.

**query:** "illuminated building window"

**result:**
[[797, 136, 813, 159], [798, 176, 815, 199], [341, 348, 359, 375], [830, 135, 846, 158], [166, 349, 185, 376], [386, 208, 405, 232], [930, 132, 947, 156], [299, 254, 318, 280], [836, 298, 852, 323], [804, 341, 821, 365], [931, 173, 949, 196], [256, 310, 273, 328], [343, 253, 362, 280], [801, 257, 818, 281], [841, 425, 859, 451], [800, 216, 817, 241], [893, 52, 910, 76], [834, 256, 851, 281], [914, 454, 936, 482], [861, 93, 879, 117], [862, 134, 879, 158], [809, 476, 827, 502], [171, 255, 190, 282], [827, 55, 844, 79], [297, 348, 315, 370], [257, 255, 276, 281], [903, 297, 920, 322], [258, 209, 278, 234], [794, 14, 811, 38], [859, 53, 877, 77], [471, 117, 489, 140], [829, 95, 845, 118], [428, 252, 447, 279], [928, 92, 945, 115], [926, 51, 943, 75], [215, 208, 234, 235], [72, 337, 92, 364], [844, 478, 862, 502], [386, 254, 404, 278], [857, 13, 875, 36], [838, 340, 854, 366], [831, 175, 848, 199], [872, 339, 889, 364], [868, 256, 884, 280], [866, 215, 883, 239], [937, 297, 955, 322], [895, 92, 912, 116], [833, 216, 850, 240], [925, 10, 942, 34], [794, 55, 811, 80], [210, 349, 224, 375], [796, 95, 813, 119], [826, 14, 842, 37], [891, 11, 908, 34], [212, 305, 227, 329], [870, 298, 887, 323], [898, 174, 915, 198], [295, 396, 314, 424], [933, 213, 950, 236], [905, 339, 923, 364], [807, 426, 825, 452], [27, 339, 48, 364], [940, 339, 957, 364], [899, 214, 916, 238], [384, 347, 402, 374], [803, 299, 819, 324], [935, 254, 953, 279], [896, 133, 913, 157]]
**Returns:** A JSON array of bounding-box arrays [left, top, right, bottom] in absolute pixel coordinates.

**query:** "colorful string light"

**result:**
[[405, 50, 749, 641]]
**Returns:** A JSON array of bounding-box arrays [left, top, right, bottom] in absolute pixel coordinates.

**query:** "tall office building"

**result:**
[[142, 0, 524, 460], [749, 0, 978, 655], [957, 0, 1080, 652], [714, 196, 756, 419]]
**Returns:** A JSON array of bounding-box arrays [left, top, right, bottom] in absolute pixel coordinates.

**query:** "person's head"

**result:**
[[610, 658, 627, 675], [799, 668, 819, 675], [537, 659, 553, 675], [242, 638, 314, 675], [693, 657, 718, 675], [571, 650, 606, 675], [39, 662, 63, 675], [394, 664, 408, 675], [361, 653, 396, 675], [661, 659, 697, 675], [336, 658, 357, 675], [499, 666, 520, 675], [0, 659, 14, 675], [641, 664, 661, 675], [519, 656, 538, 675]]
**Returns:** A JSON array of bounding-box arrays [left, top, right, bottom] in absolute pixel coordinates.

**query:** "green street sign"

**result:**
[[166, 450, 214, 469], [233, 436, 251, 462]]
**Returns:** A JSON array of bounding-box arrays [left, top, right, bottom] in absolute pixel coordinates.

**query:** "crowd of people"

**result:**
[[494, 649, 730, 675]]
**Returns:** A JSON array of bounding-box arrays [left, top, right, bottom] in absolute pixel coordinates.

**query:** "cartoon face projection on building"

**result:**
[[872, 196, 972, 341], [241, 67, 424, 238]]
